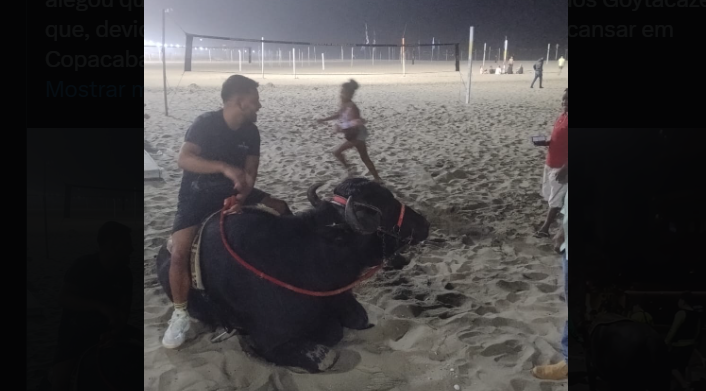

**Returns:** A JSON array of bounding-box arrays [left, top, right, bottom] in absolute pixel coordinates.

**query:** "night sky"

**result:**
[[145, 0, 567, 52]]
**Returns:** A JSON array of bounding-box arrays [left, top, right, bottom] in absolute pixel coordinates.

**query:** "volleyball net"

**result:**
[[146, 33, 461, 75]]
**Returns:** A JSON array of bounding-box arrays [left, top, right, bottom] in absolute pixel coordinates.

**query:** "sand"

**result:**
[[144, 62, 569, 391]]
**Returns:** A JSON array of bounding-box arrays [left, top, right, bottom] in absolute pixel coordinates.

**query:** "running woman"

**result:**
[[317, 79, 382, 182]]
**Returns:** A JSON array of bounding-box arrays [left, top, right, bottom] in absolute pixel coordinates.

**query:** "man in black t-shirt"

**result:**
[[49, 221, 138, 391], [162, 74, 292, 349]]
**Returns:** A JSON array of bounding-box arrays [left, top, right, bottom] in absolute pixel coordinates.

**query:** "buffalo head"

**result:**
[[307, 178, 430, 255]]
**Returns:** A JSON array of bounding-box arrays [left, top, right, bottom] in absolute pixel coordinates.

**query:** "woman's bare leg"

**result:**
[[333, 141, 356, 174], [354, 142, 382, 181]]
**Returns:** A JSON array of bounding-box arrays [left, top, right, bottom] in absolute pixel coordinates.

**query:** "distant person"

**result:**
[[532, 188, 568, 381], [534, 88, 568, 238], [163, 75, 292, 350], [49, 221, 139, 391], [479, 65, 484, 75], [317, 79, 383, 182], [507, 56, 514, 74], [665, 292, 703, 391], [517, 64, 524, 74], [496, 65, 502, 75], [531, 57, 545, 88], [557, 56, 566, 75]]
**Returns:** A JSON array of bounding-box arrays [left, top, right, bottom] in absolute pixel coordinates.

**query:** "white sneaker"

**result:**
[[162, 309, 191, 349]]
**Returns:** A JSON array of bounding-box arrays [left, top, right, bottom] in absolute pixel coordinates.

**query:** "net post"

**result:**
[[293, 48, 296, 79], [248, 47, 252, 63], [455, 43, 459, 71], [546, 43, 550, 63], [184, 35, 193, 71], [402, 38, 406, 76], [351, 47, 353, 67], [466, 26, 474, 105], [504, 37, 508, 65], [322, 53, 325, 70], [161, 9, 168, 116], [261, 37, 265, 79], [482, 42, 486, 70], [238, 50, 242, 72]]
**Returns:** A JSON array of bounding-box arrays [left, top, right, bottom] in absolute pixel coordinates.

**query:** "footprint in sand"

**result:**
[[496, 280, 530, 292], [536, 283, 558, 294], [435, 292, 467, 308], [480, 340, 522, 357], [521, 272, 549, 281]]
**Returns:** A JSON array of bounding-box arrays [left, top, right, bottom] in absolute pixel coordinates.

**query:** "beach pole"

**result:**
[[454, 43, 459, 71], [261, 37, 264, 78], [322, 53, 325, 70], [555, 44, 559, 60], [293, 48, 296, 78], [161, 8, 168, 116], [238, 50, 242, 72], [351, 47, 354, 67], [546, 43, 550, 62], [341, 46, 344, 61], [402, 38, 406, 76], [503, 36, 508, 65], [208, 49, 211, 62], [230, 49, 233, 62], [482, 42, 486, 69], [466, 26, 474, 105], [372, 47, 375, 66]]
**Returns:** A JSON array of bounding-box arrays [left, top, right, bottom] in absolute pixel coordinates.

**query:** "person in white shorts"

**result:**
[[535, 88, 568, 237]]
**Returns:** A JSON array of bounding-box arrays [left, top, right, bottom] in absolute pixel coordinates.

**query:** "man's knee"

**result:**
[[170, 228, 197, 268]]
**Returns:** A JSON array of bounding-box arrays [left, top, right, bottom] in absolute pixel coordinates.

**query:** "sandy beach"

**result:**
[[144, 62, 569, 391]]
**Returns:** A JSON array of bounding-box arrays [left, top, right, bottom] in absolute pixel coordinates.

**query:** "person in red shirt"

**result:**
[[535, 88, 568, 237]]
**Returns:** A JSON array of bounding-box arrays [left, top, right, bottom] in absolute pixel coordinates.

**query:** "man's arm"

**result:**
[[177, 142, 232, 175], [318, 112, 340, 122], [244, 155, 259, 190], [556, 162, 568, 183]]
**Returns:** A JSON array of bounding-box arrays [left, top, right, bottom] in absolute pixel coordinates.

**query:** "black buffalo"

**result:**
[[156, 178, 430, 372]]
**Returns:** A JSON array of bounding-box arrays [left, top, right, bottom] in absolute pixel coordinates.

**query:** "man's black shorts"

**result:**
[[172, 188, 269, 232]]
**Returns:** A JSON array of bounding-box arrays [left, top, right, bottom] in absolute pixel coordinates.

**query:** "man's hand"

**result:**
[[220, 164, 246, 190], [556, 165, 568, 184], [223, 174, 254, 215]]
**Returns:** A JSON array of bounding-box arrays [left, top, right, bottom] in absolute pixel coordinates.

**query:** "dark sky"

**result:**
[[27, 129, 139, 193], [145, 0, 567, 52]]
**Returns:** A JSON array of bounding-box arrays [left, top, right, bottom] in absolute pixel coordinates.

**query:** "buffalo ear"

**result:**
[[344, 196, 381, 234]]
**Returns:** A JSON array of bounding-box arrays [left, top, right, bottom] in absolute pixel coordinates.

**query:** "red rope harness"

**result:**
[[219, 196, 383, 297]]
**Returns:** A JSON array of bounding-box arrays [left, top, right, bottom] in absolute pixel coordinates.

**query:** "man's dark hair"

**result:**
[[97, 221, 132, 248], [221, 75, 259, 102]]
